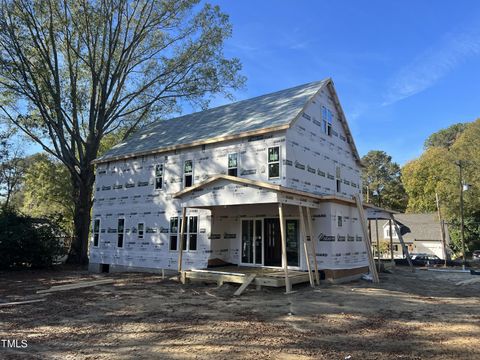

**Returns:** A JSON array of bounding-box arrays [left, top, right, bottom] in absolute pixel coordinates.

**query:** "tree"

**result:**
[[361, 150, 408, 211], [0, 0, 245, 263], [0, 130, 26, 208], [424, 123, 466, 149], [403, 119, 480, 255], [21, 153, 74, 234]]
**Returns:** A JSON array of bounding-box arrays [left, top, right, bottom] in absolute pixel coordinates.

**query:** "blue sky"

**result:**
[[209, 0, 480, 165]]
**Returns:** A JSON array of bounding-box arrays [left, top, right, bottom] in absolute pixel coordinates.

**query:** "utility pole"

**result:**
[[435, 192, 447, 267], [455, 160, 466, 270]]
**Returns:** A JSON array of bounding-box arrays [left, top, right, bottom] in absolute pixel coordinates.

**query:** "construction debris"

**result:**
[[0, 298, 46, 307], [455, 277, 480, 286], [36, 278, 114, 294]]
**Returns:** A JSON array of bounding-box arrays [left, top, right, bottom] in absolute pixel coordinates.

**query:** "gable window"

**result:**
[[268, 147, 280, 179], [93, 219, 100, 247], [228, 153, 238, 177], [184, 160, 193, 188], [137, 223, 145, 240], [155, 164, 163, 190], [322, 106, 333, 136], [169, 216, 198, 251], [336, 166, 341, 193], [117, 218, 125, 248]]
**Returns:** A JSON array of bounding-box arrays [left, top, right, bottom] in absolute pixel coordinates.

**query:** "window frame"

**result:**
[[154, 163, 164, 190], [183, 159, 193, 188], [137, 222, 145, 240], [117, 217, 125, 248], [93, 218, 100, 247], [169, 215, 198, 252], [227, 153, 238, 177], [267, 146, 280, 179]]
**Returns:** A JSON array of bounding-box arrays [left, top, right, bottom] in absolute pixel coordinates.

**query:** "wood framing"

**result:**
[[233, 274, 257, 296], [299, 206, 314, 287], [391, 214, 415, 272], [305, 206, 320, 285], [278, 203, 292, 293], [177, 207, 187, 273], [354, 194, 379, 283]]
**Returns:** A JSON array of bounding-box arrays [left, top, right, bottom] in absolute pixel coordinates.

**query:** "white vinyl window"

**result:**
[[228, 153, 238, 177], [117, 218, 125, 248], [155, 164, 163, 190], [183, 160, 193, 188], [322, 106, 333, 136], [93, 219, 100, 247], [137, 223, 145, 240], [336, 166, 341, 193], [169, 216, 198, 251], [268, 147, 280, 179]]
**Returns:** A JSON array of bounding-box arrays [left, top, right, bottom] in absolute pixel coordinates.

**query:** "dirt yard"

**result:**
[[1, 266, 479, 360]]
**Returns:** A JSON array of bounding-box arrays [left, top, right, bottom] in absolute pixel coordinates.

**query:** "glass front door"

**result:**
[[241, 220, 262, 265], [286, 220, 299, 266]]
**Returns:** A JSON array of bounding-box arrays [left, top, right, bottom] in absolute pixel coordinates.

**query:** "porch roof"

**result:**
[[173, 175, 395, 213]]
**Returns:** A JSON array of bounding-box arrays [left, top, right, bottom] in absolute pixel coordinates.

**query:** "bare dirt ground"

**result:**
[[0, 266, 479, 360]]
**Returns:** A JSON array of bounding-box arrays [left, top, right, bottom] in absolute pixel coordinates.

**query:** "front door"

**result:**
[[264, 218, 282, 266], [286, 219, 300, 267]]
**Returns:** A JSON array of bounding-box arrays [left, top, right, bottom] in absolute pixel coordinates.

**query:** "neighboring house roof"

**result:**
[[94, 78, 360, 164], [371, 213, 449, 244]]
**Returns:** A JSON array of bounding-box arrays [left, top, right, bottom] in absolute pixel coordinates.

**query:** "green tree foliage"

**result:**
[[0, 0, 245, 263], [361, 150, 408, 211], [0, 208, 66, 269], [21, 154, 74, 234], [424, 122, 466, 149], [403, 119, 480, 254]]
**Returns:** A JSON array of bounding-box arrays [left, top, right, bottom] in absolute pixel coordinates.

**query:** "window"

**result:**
[[337, 215, 342, 227], [169, 216, 198, 251], [336, 166, 341, 193], [93, 219, 100, 247], [117, 218, 125, 248], [155, 164, 163, 190], [322, 106, 333, 136], [268, 147, 280, 179], [137, 223, 145, 240], [228, 153, 238, 177], [169, 217, 179, 251], [184, 160, 193, 188]]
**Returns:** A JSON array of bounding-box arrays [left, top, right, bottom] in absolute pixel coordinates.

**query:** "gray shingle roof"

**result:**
[[96, 79, 329, 162], [371, 213, 450, 243]]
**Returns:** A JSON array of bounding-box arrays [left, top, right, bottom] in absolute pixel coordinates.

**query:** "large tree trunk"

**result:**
[[68, 166, 95, 265]]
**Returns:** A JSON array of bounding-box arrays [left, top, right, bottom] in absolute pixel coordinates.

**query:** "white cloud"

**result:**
[[383, 26, 480, 106]]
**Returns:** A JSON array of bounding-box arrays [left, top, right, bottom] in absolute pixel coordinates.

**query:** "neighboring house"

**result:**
[[370, 213, 450, 259], [89, 78, 371, 282]]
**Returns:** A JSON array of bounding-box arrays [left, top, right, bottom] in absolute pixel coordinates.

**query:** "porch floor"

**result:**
[[183, 266, 311, 288]]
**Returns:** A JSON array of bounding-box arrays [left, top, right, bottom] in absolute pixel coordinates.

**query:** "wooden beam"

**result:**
[[306, 206, 320, 285], [299, 206, 314, 287], [37, 279, 114, 294], [390, 214, 415, 273], [354, 194, 379, 283], [178, 207, 187, 273], [0, 298, 46, 307], [278, 203, 292, 293], [376, 217, 380, 271], [389, 219, 394, 261], [233, 274, 257, 296]]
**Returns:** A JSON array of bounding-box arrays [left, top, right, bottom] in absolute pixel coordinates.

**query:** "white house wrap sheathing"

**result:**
[[89, 79, 368, 273]]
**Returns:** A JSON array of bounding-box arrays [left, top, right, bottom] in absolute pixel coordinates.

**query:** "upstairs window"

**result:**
[[93, 219, 100, 247], [155, 164, 163, 190], [117, 218, 125, 248], [322, 106, 333, 136], [228, 153, 238, 177], [268, 147, 280, 179], [184, 160, 193, 188], [137, 223, 145, 240]]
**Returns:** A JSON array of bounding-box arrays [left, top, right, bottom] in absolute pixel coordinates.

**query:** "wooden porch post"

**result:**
[[375, 217, 380, 271], [177, 207, 187, 273], [299, 206, 314, 287], [306, 207, 320, 285], [278, 203, 292, 293], [389, 219, 394, 262]]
